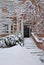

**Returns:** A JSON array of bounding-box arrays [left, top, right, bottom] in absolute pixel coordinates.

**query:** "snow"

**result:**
[[0, 38, 6, 47], [24, 38, 43, 54], [0, 40, 6, 47], [0, 38, 44, 65]]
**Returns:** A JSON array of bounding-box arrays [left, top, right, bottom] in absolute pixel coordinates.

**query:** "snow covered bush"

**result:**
[[0, 38, 6, 48], [15, 36, 19, 43], [17, 32, 24, 46], [4, 35, 16, 47], [0, 33, 24, 48]]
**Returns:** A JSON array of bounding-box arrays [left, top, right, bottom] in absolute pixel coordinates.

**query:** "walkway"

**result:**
[[24, 38, 43, 56]]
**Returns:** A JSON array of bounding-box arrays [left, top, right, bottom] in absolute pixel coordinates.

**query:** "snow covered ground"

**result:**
[[0, 38, 44, 65]]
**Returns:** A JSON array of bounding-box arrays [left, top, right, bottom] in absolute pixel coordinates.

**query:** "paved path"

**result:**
[[24, 38, 43, 56]]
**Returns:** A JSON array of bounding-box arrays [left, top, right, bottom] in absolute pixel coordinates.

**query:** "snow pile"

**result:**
[[0, 38, 44, 65], [0, 45, 43, 65]]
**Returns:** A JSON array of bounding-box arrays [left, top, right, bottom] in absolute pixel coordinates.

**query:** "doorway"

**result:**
[[24, 24, 29, 37]]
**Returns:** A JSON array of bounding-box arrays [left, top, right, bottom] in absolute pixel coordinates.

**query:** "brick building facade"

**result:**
[[0, 0, 44, 37]]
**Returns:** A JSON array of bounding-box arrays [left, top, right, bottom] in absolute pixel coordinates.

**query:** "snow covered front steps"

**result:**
[[24, 38, 37, 49], [24, 38, 43, 57]]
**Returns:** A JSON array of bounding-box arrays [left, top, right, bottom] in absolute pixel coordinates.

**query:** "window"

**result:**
[[11, 25, 13, 33], [2, 24, 9, 33]]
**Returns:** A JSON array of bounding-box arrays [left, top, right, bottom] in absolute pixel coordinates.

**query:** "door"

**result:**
[[24, 24, 29, 37]]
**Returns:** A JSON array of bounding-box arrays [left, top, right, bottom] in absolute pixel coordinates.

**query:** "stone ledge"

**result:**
[[0, 34, 9, 37], [31, 33, 43, 50]]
